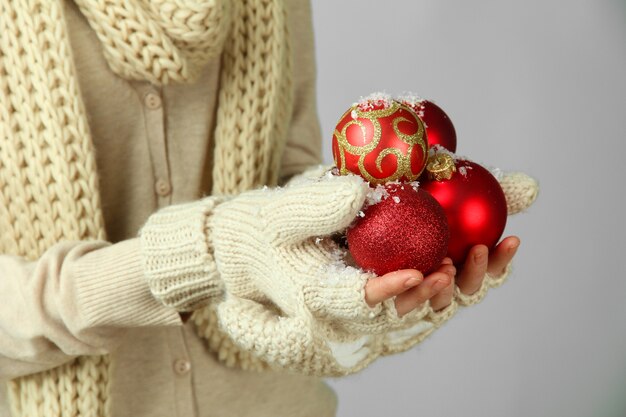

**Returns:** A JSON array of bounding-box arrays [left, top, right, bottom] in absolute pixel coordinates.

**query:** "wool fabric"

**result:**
[[0, 0, 540, 415], [0, 0, 291, 415]]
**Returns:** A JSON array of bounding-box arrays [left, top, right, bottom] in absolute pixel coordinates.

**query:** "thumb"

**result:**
[[264, 174, 369, 246]]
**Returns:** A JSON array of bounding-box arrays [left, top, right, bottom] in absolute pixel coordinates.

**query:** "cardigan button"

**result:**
[[155, 178, 172, 197], [144, 92, 162, 110], [173, 359, 191, 375]]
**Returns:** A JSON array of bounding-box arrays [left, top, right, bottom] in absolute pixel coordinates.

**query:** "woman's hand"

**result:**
[[364, 236, 520, 317]]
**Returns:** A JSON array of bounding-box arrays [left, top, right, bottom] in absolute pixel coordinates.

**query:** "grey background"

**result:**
[[310, 1, 626, 417]]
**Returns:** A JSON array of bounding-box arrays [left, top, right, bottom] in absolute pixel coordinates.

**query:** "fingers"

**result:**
[[429, 272, 456, 312], [265, 174, 369, 246], [364, 269, 423, 307], [456, 245, 489, 295], [487, 236, 519, 276], [394, 261, 455, 317], [456, 237, 520, 296]]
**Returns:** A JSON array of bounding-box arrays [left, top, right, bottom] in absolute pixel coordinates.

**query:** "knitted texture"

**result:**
[[207, 174, 453, 375], [189, 0, 295, 376], [499, 172, 539, 215], [0, 0, 291, 415], [140, 196, 230, 311], [142, 173, 458, 376], [74, 0, 233, 84], [0, 1, 109, 416], [210, 0, 293, 193], [140, 169, 538, 376], [0, 0, 539, 412]]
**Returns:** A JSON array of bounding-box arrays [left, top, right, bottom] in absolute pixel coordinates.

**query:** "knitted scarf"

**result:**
[[0, 0, 292, 415]]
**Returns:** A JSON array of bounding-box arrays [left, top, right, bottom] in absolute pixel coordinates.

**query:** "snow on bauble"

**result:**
[[399, 94, 457, 153]]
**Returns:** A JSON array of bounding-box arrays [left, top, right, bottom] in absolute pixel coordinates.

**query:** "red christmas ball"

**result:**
[[419, 153, 507, 265], [347, 183, 449, 276], [400, 96, 457, 153], [332, 96, 428, 185]]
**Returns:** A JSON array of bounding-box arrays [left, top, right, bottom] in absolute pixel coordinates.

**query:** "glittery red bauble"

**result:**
[[420, 157, 507, 265], [347, 184, 449, 276], [401, 99, 457, 153], [332, 99, 428, 185]]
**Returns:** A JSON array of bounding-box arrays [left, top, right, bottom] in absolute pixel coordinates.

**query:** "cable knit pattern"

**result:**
[[0, 1, 109, 415], [210, 0, 293, 194], [0, 0, 291, 415], [74, 0, 233, 84]]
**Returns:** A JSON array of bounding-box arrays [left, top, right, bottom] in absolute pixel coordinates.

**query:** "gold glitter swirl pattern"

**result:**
[[333, 101, 428, 184], [393, 114, 427, 157], [374, 147, 406, 183]]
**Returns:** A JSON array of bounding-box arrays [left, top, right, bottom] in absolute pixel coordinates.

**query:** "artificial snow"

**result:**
[[429, 144, 468, 161], [365, 183, 390, 206], [354, 91, 394, 111], [397, 92, 426, 118], [320, 262, 363, 286], [487, 166, 505, 181], [397, 91, 425, 106]]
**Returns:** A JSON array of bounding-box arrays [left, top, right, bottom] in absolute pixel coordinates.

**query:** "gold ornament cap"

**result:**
[[426, 153, 457, 181]]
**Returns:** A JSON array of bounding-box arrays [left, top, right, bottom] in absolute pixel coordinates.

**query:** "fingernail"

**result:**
[[442, 264, 456, 275], [432, 278, 449, 291], [404, 276, 421, 288], [474, 251, 487, 264], [509, 241, 520, 252]]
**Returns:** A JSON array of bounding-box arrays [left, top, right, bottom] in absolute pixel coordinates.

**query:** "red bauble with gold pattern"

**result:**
[[347, 184, 449, 276], [419, 153, 507, 265], [332, 99, 428, 185], [400, 97, 457, 153]]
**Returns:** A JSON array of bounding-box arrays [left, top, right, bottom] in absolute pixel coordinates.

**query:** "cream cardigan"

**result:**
[[0, 0, 329, 416], [0, 0, 539, 416]]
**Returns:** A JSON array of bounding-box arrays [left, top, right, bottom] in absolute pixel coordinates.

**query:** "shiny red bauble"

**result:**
[[420, 154, 507, 265], [400, 98, 457, 153], [332, 99, 428, 185], [347, 184, 449, 276]]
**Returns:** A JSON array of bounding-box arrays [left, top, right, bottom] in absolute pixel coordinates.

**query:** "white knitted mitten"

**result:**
[[140, 196, 231, 311], [141, 172, 452, 375], [140, 168, 538, 375], [210, 173, 460, 375]]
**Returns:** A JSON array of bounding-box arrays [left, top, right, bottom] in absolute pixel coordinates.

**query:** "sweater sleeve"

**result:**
[[0, 238, 181, 380]]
